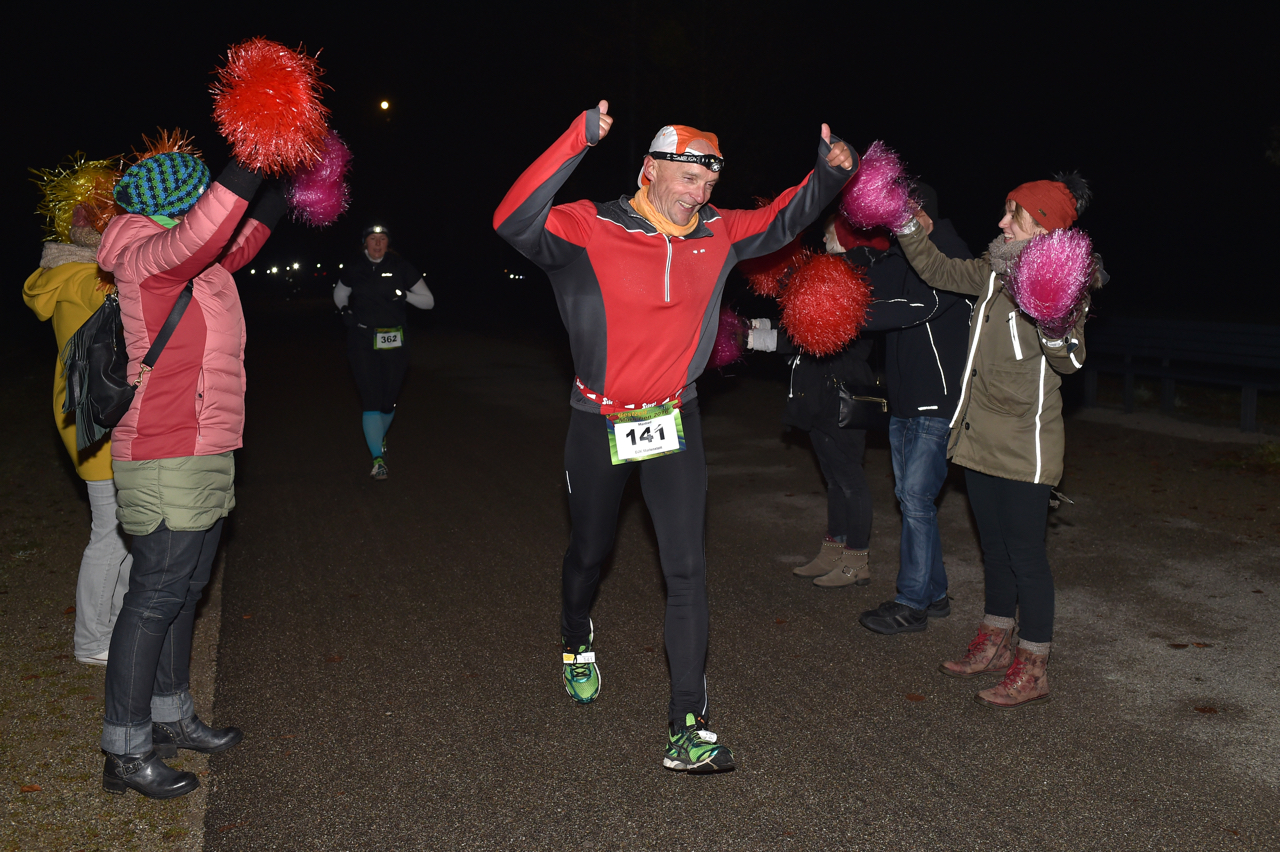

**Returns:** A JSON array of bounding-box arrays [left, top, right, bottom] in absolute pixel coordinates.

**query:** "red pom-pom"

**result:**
[[287, 130, 352, 227], [779, 255, 871, 356], [737, 239, 812, 297], [212, 38, 330, 175], [708, 305, 747, 369]]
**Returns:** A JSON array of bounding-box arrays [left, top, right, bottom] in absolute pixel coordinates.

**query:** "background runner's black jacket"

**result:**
[[343, 253, 422, 331]]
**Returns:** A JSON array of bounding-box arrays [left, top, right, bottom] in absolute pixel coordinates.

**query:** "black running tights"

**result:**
[[561, 400, 709, 725]]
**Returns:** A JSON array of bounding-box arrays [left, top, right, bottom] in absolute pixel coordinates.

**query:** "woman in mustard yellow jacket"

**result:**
[[23, 207, 132, 667]]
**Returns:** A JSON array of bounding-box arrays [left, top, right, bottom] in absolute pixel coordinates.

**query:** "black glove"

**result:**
[[244, 179, 288, 231], [217, 161, 263, 202]]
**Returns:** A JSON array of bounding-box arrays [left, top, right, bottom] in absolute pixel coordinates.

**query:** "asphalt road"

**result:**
[[197, 297, 1279, 851]]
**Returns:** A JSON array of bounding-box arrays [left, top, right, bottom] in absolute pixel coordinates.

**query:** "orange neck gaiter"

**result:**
[[630, 185, 699, 238]]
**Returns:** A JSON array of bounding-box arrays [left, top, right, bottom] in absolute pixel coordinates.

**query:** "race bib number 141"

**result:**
[[606, 402, 685, 465]]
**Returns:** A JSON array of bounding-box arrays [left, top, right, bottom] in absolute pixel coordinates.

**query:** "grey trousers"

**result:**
[[75, 479, 132, 660]]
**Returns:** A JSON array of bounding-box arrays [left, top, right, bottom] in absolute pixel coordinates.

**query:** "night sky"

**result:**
[[9, 6, 1278, 329]]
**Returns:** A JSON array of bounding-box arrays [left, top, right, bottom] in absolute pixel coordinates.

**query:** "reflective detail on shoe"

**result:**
[[859, 600, 927, 634], [663, 713, 734, 773], [370, 457, 388, 480], [562, 620, 600, 704]]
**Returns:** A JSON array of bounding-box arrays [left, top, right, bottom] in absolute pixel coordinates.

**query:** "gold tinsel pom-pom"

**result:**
[[29, 154, 122, 242]]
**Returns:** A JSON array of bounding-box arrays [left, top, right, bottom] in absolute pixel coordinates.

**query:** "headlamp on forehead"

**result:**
[[650, 151, 724, 172]]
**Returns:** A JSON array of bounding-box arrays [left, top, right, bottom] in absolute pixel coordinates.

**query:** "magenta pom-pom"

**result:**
[[1007, 229, 1094, 338], [287, 131, 352, 227], [212, 38, 330, 175], [838, 140, 916, 231], [779, 255, 871, 356], [708, 305, 747, 369]]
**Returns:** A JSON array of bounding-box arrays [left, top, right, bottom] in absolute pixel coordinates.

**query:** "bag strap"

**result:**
[[133, 283, 193, 386]]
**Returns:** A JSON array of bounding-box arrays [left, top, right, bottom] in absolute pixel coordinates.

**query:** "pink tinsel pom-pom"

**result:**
[[212, 38, 330, 175], [779, 255, 872, 356], [287, 131, 352, 227], [708, 306, 747, 369], [838, 141, 916, 231], [1007, 229, 1094, 338]]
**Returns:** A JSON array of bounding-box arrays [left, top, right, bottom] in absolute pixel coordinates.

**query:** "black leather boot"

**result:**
[[102, 750, 199, 799], [152, 714, 244, 758]]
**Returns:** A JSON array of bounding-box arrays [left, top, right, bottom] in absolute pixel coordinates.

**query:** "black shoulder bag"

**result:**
[[837, 379, 890, 431], [61, 283, 193, 450]]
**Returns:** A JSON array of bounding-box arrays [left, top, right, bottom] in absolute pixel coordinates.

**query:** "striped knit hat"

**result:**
[[114, 152, 210, 217]]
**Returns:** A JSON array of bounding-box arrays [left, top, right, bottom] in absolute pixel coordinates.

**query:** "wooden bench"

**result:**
[[1080, 319, 1280, 432]]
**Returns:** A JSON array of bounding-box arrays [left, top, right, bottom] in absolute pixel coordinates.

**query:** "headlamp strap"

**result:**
[[650, 151, 723, 172]]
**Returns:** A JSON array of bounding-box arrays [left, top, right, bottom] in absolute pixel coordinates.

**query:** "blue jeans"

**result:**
[[889, 416, 951, 611], [101, 519, 222, 755]]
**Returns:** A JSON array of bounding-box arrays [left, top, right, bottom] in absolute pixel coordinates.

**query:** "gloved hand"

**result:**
[[746, 319, 777, 352]]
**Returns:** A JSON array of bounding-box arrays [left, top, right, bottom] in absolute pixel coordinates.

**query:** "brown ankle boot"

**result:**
[[813, 548, 870, 587], [793, 538, 845, 577], [938, 623, 1013, 678], [975, 643, 1050, 709]]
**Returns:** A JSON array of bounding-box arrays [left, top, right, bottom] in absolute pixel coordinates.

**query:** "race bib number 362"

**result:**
[[374, 327, 404, 349], [606, 402, 685, 465]]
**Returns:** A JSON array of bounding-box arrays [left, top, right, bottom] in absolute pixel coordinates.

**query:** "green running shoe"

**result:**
[[664, 713, 735, 773], [561, 620, 600, 704]]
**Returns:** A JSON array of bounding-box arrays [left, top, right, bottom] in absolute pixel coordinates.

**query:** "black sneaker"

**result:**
[[926, 596, 952, 619], [859, 600, 928, 634]]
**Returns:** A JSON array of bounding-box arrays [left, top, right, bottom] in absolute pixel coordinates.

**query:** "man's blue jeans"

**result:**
[[101, 519, 222, 755], [889, 416, 951, 611]]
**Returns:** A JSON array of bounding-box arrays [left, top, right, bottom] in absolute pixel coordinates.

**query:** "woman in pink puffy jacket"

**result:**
[[95, 151, 283, 799]]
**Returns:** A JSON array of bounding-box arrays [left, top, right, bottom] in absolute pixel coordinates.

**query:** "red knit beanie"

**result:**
[[1007, 180, 1078, 231]]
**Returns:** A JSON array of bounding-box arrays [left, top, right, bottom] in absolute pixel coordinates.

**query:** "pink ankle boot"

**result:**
[[938, 624, 1013, 679], [975, 644, 1050, 709]]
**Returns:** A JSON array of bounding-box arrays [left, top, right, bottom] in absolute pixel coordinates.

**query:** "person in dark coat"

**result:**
[[847, 185, 975, 634], [748, 215, 877, 588]]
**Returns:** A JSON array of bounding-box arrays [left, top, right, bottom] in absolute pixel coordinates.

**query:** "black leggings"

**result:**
[[964, 468, 1054, 643], [348, 334, 409, 413], [561, 400, 708, 725], [808, 426, 872, 549]]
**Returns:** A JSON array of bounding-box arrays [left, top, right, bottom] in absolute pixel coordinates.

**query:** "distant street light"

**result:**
[[380, 100, 389, 110]]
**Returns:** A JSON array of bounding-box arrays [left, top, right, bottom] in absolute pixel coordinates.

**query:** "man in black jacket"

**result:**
[[849, 186, 974, 633]]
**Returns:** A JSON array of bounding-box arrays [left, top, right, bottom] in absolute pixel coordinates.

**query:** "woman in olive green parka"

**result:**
[[895, 173, 1103, 710]]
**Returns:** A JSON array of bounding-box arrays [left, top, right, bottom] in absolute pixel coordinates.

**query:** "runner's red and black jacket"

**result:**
[[494, 106, 857, 414]]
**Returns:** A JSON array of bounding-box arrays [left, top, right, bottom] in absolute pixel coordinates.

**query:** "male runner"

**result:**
[[493, 100, 856, 772]]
